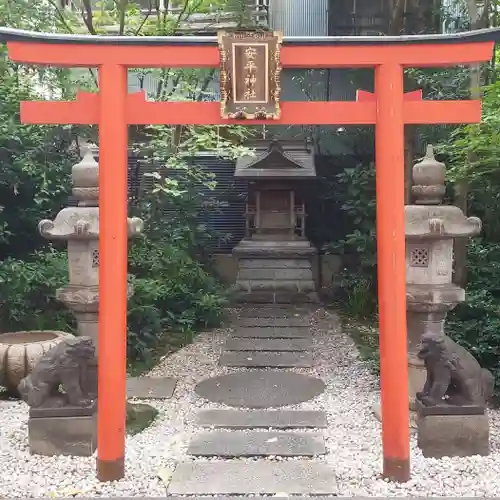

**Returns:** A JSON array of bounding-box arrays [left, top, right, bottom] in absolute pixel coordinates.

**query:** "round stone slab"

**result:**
[[195, 371, 325, 408]]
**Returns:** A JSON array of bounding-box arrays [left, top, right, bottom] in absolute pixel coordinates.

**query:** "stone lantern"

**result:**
[[405, 145, 481, 408], [38, 144, 143, 347]]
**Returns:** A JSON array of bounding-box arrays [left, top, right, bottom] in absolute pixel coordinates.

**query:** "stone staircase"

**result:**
[[167, 306, 338, 496]]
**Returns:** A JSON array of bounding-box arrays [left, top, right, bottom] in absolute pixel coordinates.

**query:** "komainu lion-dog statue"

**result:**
[[18, 336, 97, 408], [416, 331, 494, 407]]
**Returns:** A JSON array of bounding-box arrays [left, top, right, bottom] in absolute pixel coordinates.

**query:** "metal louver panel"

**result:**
[[188, 155, 247, 253], [135, 154, 247, 253]]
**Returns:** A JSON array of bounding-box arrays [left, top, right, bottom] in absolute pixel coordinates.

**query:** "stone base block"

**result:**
[[417, 408, 489, 458], [28, 414, 96, 457], [235, 291, 319, 304]]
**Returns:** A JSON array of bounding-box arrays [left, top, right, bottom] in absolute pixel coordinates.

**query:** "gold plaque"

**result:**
[[218, 30, 282, 120]]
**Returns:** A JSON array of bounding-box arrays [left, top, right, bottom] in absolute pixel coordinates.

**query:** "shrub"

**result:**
[[127, 235, 228, 361], [0, 250, 74, 332]]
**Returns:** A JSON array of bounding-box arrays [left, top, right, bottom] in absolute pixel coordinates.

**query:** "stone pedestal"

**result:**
[[233, 239, 318, 304], [28, 403, 97, 457], [416, 401, 489, 458]]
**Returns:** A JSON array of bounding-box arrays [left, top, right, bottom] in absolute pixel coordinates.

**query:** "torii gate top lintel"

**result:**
[[0, 26, 499, 68], [0, 25, 495, 486]]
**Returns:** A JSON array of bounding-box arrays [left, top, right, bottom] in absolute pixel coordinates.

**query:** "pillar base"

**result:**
[[97, 456, 125, 482], [383, 457, 410, 483]]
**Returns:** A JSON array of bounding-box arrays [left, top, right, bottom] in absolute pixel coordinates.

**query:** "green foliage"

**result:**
[[447, 239, 500, 392], [0, 4, 77, 258], [439, 80, 500, 182], [325, 162, 378, 318], [127, 235, 228, 361], [0, 250, 74, 332]]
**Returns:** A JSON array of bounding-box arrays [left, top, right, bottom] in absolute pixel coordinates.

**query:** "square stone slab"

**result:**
[[126, 376, 177, 399], [225, 338, 312, 352], [196, 409, 328, 429], [238, 317, 310, 328], [187, 430, 326, 457], [167, 461, 338, 495], [232, 327, 312, 339], [220, 351, 313, 368]]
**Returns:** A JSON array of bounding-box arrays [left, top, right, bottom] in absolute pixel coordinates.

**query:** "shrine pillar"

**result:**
[[96, 63, 129, 482], [375, 63, 410, 482]]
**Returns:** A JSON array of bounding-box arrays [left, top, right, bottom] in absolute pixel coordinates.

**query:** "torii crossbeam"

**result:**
[[1, 26, 498, 485]]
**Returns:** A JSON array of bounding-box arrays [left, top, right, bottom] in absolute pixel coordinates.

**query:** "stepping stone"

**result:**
[[196, 409, 327, 429], [220, 351, 312, 368], [168, 498, 338, 500], [238, 307, 291, 318], [195, 371, 325, 408], [187, 430, 326, 457], [126, 376, 177, 399], [238, 317, 310, 327], [225, 338, 312, 352], [232, 327, 311, 339], [167, 461, 338, 495]]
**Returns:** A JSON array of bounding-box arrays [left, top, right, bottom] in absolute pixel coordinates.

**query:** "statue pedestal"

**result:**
[[416, 400, 489, 458], [28, 402, 97, 457]]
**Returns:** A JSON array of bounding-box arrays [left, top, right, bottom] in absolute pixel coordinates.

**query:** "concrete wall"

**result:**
[[212, 253, 342, 289]]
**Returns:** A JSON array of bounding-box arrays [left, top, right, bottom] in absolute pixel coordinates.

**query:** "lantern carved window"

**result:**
[[91, 248, 99, 268], [410, 247, 430, 268]]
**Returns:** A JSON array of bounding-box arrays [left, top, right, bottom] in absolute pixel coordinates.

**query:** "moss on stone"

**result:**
[[126, 401, 158, 435]]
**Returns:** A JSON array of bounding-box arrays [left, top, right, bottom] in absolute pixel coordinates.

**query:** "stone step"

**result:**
[[238, 307, 300, 318], [220, 351, 313, 368], [238, 317, 310, 328], [166, 461, 338, 495], [187, 430, 326, 457], [235, 291, 319, 304], [225, 338, 312, 352], [232, 326, 312, 339], [167, 497, 339, 500], [196, 409, 328, 429], [239, 259, 312, 269]]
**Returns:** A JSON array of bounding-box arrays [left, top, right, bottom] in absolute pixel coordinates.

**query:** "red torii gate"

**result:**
[[0, 26, 498, 484]]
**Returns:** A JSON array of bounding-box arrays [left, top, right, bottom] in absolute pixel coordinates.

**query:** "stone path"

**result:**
[[126, 376, 177, 399], [167, 305, 336, 495]]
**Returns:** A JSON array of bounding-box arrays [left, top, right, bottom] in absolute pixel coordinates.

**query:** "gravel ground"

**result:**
[[1, 307, 500, 497]]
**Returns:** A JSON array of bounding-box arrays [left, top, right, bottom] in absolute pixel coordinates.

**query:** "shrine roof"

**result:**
[[2, 27, 500, 46], [235, 140, 316, 179]]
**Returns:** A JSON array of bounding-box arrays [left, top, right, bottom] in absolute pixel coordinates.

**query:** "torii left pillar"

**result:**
[[97, 63, 129, 480]]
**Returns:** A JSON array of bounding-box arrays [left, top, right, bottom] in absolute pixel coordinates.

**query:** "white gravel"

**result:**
[[1, 307, 500, 497]]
